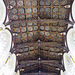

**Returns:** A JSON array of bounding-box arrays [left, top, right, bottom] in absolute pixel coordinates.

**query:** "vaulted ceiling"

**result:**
[[5, 0, 73, 75]]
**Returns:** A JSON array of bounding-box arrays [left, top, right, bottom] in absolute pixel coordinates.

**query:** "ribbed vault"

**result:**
[[5, 0, 73, 75]]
